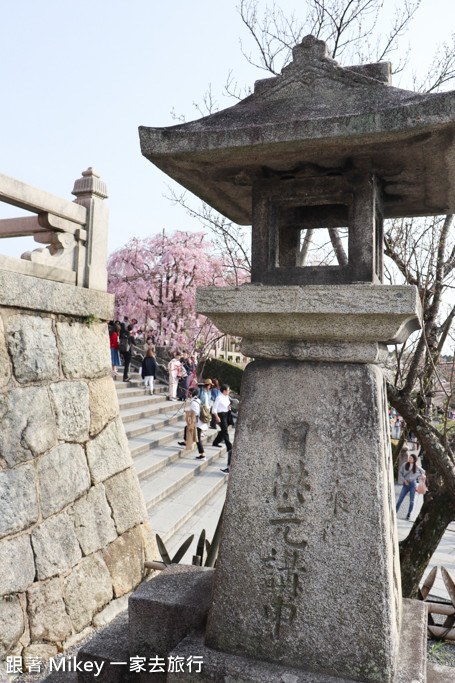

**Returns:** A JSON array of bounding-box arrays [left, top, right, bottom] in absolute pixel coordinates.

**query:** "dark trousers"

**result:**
[[195, 427, 204, 455], [183, 426, 204, 455], [123, 352, 131, 380], [213, 412, 232, 452]]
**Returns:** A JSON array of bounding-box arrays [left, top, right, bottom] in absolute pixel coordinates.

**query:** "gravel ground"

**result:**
[[426, 602, 455, 668], [427, 639, 455, 667]]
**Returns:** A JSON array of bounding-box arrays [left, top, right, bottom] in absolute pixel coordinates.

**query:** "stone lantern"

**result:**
[[138, 36, 455, 682]]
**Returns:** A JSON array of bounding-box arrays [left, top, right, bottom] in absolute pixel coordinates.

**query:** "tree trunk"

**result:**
[[399, 484, 455, 597]]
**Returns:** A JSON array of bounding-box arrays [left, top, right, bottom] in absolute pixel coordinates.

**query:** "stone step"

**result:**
[[140, 443, 227, 511], [114, 376, 167, 389], [117, 393, 173, 411], [123, 412, 182, 439], [127, 419, 190, 459], [147, 455, 228, 551], [115, 385, 167, 399], [133, 443, 186, 482], [163, 479, 227, 558], [119, 398, 184, 424], [128, 376, 165, 387], [115, 377, 167, 392], [132, 426, 221, 477]]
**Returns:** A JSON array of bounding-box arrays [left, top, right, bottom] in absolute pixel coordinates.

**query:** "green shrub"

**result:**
[[201, 357, 245, 394]]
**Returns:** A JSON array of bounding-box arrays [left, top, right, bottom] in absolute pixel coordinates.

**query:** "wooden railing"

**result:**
[[0, 168, 109, 291]]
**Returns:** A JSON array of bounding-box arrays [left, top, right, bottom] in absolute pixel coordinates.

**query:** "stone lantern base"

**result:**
[[167, 597, 427, 683], [196, 284, 423, 682], [119, 564, 426, 683], [204, 359, 405, 681]]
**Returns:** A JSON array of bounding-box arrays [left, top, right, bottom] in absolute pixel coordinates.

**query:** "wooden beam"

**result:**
[[428, 625, 455, 640], [426, 601, 455, 616]]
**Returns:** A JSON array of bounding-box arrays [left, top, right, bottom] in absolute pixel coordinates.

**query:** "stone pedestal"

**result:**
[[207, 359, 400, 680], [169, 599, 427, 683], [195, 284, 423, 683]]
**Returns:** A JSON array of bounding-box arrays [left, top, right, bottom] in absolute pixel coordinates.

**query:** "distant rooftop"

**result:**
[[140, 35, 455, 224]]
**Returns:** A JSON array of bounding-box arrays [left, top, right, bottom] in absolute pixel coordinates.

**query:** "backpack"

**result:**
[[199, 405, 211, 424], [118, 333, 131, 354]]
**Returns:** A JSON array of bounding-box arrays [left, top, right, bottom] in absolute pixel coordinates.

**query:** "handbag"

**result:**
[[416, 479, 427, 495], [227, 410, 234, 427]]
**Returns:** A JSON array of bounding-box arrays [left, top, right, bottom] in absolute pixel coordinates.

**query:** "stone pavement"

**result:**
[[395, 483, 455, 600]]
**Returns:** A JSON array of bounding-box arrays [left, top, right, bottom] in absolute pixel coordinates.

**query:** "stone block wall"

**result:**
[[0, 271, 158, 672]]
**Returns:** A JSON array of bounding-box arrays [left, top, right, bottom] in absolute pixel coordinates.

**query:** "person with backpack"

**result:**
[[140, 349, 157, 394], [179, 387, 209, 459], [119, 324, 134, 382]]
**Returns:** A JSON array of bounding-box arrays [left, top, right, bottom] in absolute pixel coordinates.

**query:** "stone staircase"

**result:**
[[114, 374, 229, 562]]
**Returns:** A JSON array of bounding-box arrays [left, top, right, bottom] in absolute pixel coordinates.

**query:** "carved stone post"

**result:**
[[72, 168, 109, 291]]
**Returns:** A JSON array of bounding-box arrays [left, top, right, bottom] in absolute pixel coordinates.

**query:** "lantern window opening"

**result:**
[[275, 202, 350, 269]]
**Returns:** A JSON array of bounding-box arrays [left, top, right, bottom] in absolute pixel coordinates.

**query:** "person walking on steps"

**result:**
[[396, 452, 426, 521], [185, 387, 208, 460], [179, 380, 212, 449], [176, 351, 192, 400], [212, 384, 232, 473], [198, 379, 212, 405], [168, 352, 181, 401], [119, 324, 135, 382], [109, 322, 121, 377], [140, 349, 157, 394]]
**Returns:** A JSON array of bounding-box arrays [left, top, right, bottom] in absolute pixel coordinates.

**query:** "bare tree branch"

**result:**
[[328, 227, 348, 265], [193, 83, 218, 117], [416, 35, 455, 93]]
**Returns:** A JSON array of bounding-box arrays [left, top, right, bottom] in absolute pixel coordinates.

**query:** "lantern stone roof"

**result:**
[[139, 35, 455, 225]]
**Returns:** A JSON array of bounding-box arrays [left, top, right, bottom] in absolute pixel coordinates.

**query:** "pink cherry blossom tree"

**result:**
[[107, 230, 244, 353]]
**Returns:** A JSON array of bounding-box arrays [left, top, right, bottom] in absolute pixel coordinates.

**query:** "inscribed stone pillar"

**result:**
[[198, 284, 421, 683]]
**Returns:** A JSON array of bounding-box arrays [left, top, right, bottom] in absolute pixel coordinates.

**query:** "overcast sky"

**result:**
[[0, 0, 454, 259]]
